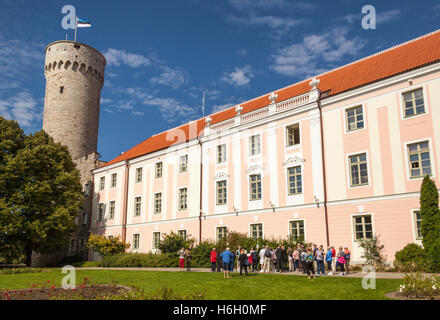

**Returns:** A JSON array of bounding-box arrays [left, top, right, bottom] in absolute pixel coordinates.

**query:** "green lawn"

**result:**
[[0, 269, 401, 300]]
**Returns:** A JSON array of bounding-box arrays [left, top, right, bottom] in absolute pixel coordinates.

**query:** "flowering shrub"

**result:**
[[87, 234, 130, 256], [399, 273, 440, 299]]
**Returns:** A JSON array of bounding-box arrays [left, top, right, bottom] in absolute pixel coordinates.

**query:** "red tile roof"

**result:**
[[101, 30, 440, 168]]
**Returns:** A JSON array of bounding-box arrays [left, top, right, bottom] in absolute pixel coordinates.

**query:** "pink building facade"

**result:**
[[89, 31, 440, 263]]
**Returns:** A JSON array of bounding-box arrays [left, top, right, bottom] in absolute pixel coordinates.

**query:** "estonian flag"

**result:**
[[77, 17, 91, 28]]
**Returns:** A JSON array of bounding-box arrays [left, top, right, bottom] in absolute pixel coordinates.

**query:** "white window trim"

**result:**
[[135, 167, 143, 183], [284, 161, 305, 205], [346, 150, 372, 189], [177, 229, 188, 240], [108, 200, 116, 220], [153, 192, 163, 214], [177, 186, 188, 212], [152, 231, 161, 251], [132, 233, 140, 251], [216, 143, 228, 165], [248, 222, 264, 240], [410, 208, 423, 244], [287, 219, 306, 242], [134, 196, 142, 217], [215, 177, 228, 213], [350, 212, 375, 243], [215, 225, 228, 242], [110, 173, 117, 188], [343, 103, 367, 134], [179, 154, 189, 173], [403, 137, 436, 181], [155, 161, 163, 179], [398, 84, 429, 120], [284, 121, 302, 149], [247, 167, 264, 210], [248, 133, 262, 158]]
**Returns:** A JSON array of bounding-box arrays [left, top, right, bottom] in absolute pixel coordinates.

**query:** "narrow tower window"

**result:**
[[60, 86, 64, 94]]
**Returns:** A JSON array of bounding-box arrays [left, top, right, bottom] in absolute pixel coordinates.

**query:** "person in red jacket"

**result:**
[[210, 248, 217, 272]]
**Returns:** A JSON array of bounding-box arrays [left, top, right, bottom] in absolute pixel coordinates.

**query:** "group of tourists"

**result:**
[[210, 244, 351, 279]]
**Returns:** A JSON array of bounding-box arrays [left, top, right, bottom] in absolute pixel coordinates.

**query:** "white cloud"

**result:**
[[150, 66, 186, 89], [221, 65, 254, 87], [376, 9, 401, 24], [100, 98, 112, 104], [270, 28, 367, 77], [0, 90, 40, 127], [227, 14, 304, 31], [142, 97, 197, 123], [212, 103, 235, 114], [131, 111, 144, 116], [102, 48, 150, 68]]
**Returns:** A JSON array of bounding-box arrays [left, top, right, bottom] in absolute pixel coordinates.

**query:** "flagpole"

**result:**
[[74, 16, 78, 42]]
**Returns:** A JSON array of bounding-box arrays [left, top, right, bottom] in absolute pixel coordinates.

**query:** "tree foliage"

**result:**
[[358, 234, 386, 267], [420, 176, 440, 253], [0, 117, 83, 266], [158, 231, 196, 253], [87, 234, 130, 257]]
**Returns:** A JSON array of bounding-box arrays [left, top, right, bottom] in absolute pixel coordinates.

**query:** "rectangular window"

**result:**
[[349, 153, 369, 186], [136, 167, 143, 183], [134, 196, 141, 217], [249, 134, 261, 156], [414, 210, 422, 239], [154, 193, 162, 214], [153, 232, 160, 250], [346, 105, 364, 131], [249, 174, 262, 201], [179, 188, 188, 211], [179, 155, 188, 173], [289, 220, 305, 241], [408, 141, 431, 178], [155, 162, 163, 178], [99, 176, 105, 191], [216, 226, 227, 241], [250, 223, 263, 240], [403, 88, 425, 118], [109, 201, 115, 220], [111, 173, 117, 188], [79, 238, 85, 251], [286, 124, 300, 146], [287, 166, 302, 195], [216, 180, 227, 205], [132, 234, 140, 250], [82, 212, 87, 225], [353, 215, 373, 240], [178, 230, 187, 240], [217, 144, 227, 164], [70, 239, 76, 253], [97, 203, 104, 221]]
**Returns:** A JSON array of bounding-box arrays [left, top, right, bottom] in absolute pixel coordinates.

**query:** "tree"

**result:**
[[420, 176, 440, 253], [0, 117, 83, 266], [87, 234, 130, 257], [358, 235, 386, 267]]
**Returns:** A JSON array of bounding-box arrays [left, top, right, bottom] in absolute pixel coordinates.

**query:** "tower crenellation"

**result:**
[[43, 40, 106, 160]]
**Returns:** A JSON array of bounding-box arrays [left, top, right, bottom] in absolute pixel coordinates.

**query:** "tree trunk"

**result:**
[[25, 246, 32, 267]]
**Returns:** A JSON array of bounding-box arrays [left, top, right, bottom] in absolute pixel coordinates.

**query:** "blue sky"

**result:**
[[0, 0, 439, 162]]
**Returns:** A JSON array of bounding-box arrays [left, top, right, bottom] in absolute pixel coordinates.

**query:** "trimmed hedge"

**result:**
[[394, 243, 429, 272]]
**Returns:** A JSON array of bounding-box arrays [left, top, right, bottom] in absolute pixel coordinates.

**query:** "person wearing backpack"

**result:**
[[262, 246, 271, 273], [325, 247, 333, 275], [337, 247, 346, 275], [305, 248, 316, 279], [239, 249, 249, 276], [344, 246, 351, 275], [251, 248, 258, 272], [300, 248, 307, 274]]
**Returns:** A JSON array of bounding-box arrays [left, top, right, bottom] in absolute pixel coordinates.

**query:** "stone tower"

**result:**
[[33, 41, 106, 266]]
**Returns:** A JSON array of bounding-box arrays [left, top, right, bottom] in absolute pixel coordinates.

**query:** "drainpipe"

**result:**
[[317, 94, 330, 247], [121, 159, 130, 243], [197, 138, 203, 244]]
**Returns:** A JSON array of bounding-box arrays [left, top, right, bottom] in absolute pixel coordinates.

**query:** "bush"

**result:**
[[358, 235, 386, 267], [98, 253, 180, 268], [87, 234, 130, 257], [399, 273, 440, 299], [394, 243, 429, 272], [158, 232, 195, 253], [190, 240, 216, 268]]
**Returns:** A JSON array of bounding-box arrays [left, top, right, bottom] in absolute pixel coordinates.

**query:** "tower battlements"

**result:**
[[42, 41, 106, 160]]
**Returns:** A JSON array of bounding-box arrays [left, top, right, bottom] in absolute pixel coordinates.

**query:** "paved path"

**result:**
[[77, 267, 409, 279]]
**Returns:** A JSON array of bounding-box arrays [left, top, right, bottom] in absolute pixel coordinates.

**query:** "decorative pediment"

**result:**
[[283, 156, 305, 167], [246, 164, 263, 174], [214, 171, 229, 180]]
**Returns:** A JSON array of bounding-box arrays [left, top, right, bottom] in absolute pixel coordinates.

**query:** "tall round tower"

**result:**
[[43, 41, 106, 159]]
